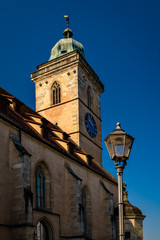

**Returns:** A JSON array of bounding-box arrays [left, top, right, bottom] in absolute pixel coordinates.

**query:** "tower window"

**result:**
[[35, 166, 45, 208], [87, 87, 92, 110], [52, 82, 61, 105]]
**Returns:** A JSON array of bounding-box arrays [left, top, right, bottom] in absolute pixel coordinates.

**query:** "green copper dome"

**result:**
[[49, 27, 85, 61]]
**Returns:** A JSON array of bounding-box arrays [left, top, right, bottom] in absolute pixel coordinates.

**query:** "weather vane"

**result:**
[[64, 14, 69, 28]]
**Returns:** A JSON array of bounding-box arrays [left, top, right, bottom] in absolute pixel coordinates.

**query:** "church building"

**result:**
[[0, 18, 145, 240]]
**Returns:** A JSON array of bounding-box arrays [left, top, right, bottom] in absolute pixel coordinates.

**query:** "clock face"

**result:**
[[84, 112, 97, 138]]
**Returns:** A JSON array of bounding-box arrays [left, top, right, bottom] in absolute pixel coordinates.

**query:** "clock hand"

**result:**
[[88, 118, 94, 128]]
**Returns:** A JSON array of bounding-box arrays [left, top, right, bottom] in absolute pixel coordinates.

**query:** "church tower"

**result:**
[[31, 18, 104, 165]]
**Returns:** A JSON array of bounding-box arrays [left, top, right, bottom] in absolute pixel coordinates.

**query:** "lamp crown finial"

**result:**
[[116, 122, 121, 129]]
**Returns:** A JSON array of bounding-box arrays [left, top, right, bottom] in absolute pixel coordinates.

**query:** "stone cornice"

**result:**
[[30, 50, 104, 93]]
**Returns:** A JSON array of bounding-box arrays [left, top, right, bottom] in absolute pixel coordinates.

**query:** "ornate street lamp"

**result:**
[[104, 123, 134, 240]]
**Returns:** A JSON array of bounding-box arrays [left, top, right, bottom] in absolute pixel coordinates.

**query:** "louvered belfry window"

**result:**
[[53, 82, 61, 105]]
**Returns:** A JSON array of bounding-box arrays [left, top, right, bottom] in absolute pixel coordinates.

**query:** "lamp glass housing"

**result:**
[[104, 123, 134, 162]]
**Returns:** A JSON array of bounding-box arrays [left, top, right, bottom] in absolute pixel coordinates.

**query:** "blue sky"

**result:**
[[0, 0, 160, 239]]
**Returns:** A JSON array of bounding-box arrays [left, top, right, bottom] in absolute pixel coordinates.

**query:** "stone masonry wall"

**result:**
[[0, 117, 118, 240]]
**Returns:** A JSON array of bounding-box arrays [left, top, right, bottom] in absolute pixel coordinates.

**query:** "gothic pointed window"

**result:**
[[52, 82, 61, 105], [35, 221, 49, 240], [87, 87, 92, 110], [35, 166, 45, 208]]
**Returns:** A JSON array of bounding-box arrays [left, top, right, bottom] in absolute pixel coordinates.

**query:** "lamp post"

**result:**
[[104, 123, 134, 240]]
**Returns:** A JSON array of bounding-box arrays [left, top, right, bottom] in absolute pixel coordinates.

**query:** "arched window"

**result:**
[[52, 82, 61, 105], [36, 221, 49, 240], [35, 166, 45, 208], [87, 87, 92, 110], [34, 219, 54, 240]]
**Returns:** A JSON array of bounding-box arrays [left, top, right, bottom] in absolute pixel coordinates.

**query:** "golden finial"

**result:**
[[64, 14, 69, 28]]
